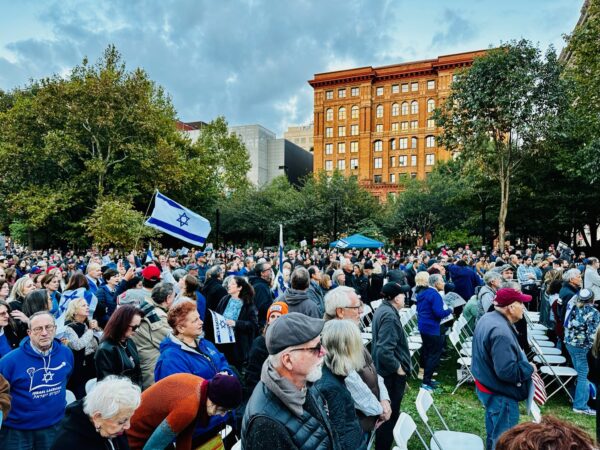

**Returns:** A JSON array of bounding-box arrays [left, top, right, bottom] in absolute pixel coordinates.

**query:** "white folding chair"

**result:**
[[65, 390, 76, 405], [415, 388, 484, 450], [532, 341, 576, 401], [448, 330, 474, 394], [231, 440, 242, 450], [529, 401, 542, 424], [394, 412, 430, 450], [85, 378, 97, 394]]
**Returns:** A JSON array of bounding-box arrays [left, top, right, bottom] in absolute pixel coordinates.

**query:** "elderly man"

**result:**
[[478, 271, 503, 316], [0, 311, 74, 449], [242, 313, 339, 450], [472, 288, 535, 450], [86, 262, 103, 294], [281, 267, 321, 318], [132, 282, 176, 390], [249, 261, 275, 329], [323, 286, 391, 434]]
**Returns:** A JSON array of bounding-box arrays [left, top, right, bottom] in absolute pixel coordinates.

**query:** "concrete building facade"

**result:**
[[308, 50, 485, 200], [284, 124, 314, 152]]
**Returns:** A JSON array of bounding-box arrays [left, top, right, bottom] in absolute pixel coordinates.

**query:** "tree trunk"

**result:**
[[498, 174, 510, 252]]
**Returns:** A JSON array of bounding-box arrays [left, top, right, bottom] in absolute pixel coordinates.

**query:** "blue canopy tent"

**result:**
[[329, 234, 385, 249]]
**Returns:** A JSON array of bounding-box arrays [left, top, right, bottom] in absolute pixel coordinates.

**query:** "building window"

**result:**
[[401, 121, 408, 131], [401, 83, 409, 93], [374, 157, 383, 169], [411, 82, 418, 92], [390, 173, 396, 183], [338, 88, 346, 98], [351, 87, 359, 96], [427, 80, 435, 90], [338, 107, 346, 120], [326, 108, 333, 121], [411, 137, 418, 149], [350, 141, 359, 152], [326, 127, 333, 138], [399, 156, 407, 166], [401, 102, 409, 115], [390, 156, 396, 167], [392, 84, 399, 94], [325, 160, 333, 171], [350, 158, 358, 169], [373, 140, 383, 152], [392, 103, 400, 116], [376, 86, 384, 96], [427, 118, 435, 128], [325, 143, 333, 154], [391, 122, 399, 132], [410, 120, 418, 129], [390, 139, 396, 150], [338, 142, 346, 153], [426, 135, 435, 148], [326, 90, 333, 100], [375, 124, 383, 132], [338, 159, 346, 170], [338, 126, 346, 137], [452, 74, 458, 82], [376, 105, 384, 118], [351, 105, 359, 119], [351, 124, 359, 136], [374, 174, 382, 183], [411, 155, 417, 166], [411, 100, 418, 114], [399, 137, 408, 149], [426, 154, 435, 165], [427, 99, 435, 113]]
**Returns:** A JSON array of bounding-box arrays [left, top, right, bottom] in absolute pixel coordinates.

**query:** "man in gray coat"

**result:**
[[280, 267, 321, 318]]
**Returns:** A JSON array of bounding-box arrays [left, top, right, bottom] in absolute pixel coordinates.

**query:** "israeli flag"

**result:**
[[335, 238, 349, 249], [272, 224, 287, 297], [145, 244, 154, 263], [145, 191, 211, 246]]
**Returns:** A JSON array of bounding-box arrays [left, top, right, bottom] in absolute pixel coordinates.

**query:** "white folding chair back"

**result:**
[[231, 440, 242, 450], [393, 412, 429, 450], [371, 299, 383, 310], [85, 378, 97, 394], [65, 390, 76, 405], [530, 401, 542, 424]]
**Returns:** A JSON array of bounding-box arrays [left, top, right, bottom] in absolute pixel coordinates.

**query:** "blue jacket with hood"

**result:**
[[0, 337, 73, 430]]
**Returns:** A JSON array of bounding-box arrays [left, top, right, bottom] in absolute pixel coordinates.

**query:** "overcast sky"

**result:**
[[0, 0, 583, 136]]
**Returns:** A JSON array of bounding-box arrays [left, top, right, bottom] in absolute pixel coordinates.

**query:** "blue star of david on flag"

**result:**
[[145, 191, 211, 246]]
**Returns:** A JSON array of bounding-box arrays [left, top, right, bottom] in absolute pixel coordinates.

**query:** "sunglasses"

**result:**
[[129, 324, 140, 332], [289, 342, 323, 356]]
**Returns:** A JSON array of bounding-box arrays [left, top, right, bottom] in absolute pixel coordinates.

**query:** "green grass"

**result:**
[[394, 353, 596, 450]]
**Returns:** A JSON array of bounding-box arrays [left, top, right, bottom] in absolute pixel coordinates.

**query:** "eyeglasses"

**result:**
[[289, 342, 323, 356], [344, 302, 364, 310], [31, 325, 57, 334], [129, 324, 140, 332]]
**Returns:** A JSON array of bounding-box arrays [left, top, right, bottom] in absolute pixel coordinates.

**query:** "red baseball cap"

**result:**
[[494, 288, 532, 307], [142, 265, 161, 281]]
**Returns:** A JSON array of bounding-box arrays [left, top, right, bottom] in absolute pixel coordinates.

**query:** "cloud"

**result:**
[[431, 9, 478, 48]]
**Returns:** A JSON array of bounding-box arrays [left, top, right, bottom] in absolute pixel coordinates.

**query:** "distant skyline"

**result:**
[[0, 0, 583, 136]]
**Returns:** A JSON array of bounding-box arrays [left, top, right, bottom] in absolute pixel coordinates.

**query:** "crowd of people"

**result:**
[[0, 242, 598, 449]]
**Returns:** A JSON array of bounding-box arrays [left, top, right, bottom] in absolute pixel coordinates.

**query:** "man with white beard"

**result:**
[[242, 313, 340, 450]]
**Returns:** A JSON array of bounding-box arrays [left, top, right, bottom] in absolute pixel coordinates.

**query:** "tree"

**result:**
[[434, 40, 565, 251]]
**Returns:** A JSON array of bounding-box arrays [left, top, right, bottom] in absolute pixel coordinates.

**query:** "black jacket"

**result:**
[[366, 274, 384, 304], [248, 276, 274, 328], [244, 335, 269, 400], [94, 338, 142, 388], [214, 294, 259, 369], [353, 275, 369, 304], [371, 300, 411, 377], [51, 399, 130, 450], [202, 277, 228, 311]]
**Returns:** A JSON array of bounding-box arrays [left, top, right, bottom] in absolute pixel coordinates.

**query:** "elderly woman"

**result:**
[[63, 298, 101, 399], [315, 320, 367, 450], [95, 305, 143, 387], [331, 269, 346, 289], [0, 299, 20, 358], [128, 373, 243, 450], [564, 288, 600, 415], [371, 282, 410, 450], [51, 375, 141, 450], [416, 272, 451, 392], [214, 276, 258, 370]]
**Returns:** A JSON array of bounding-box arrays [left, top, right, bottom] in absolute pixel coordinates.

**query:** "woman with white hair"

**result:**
[[51, 375, 141, 449], [315, 320, 367, 450]]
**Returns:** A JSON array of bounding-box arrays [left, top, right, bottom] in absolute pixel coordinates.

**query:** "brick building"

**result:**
[[308, 50, 485, 200]]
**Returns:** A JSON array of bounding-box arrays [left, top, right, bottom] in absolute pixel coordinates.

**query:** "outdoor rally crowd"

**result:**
[[0, 243, 599, 450]]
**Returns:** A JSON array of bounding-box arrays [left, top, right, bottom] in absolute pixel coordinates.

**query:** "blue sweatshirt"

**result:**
[[416, 287, 451, 335], [0, 337, 73, 430]]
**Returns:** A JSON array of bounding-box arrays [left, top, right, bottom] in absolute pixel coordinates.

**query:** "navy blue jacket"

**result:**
[[448, 264, 481, 301], [416, 287, 451, 336]]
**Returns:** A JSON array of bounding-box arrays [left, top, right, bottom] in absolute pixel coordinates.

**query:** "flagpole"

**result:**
[[135, 189, 158, 252]]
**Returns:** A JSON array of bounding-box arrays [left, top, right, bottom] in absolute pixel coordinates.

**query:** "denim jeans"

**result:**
[[0, 424, 60, 450], [421, 333, 444, 386], [566, 343, 591, 410], [476, 390, 519, 450]]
